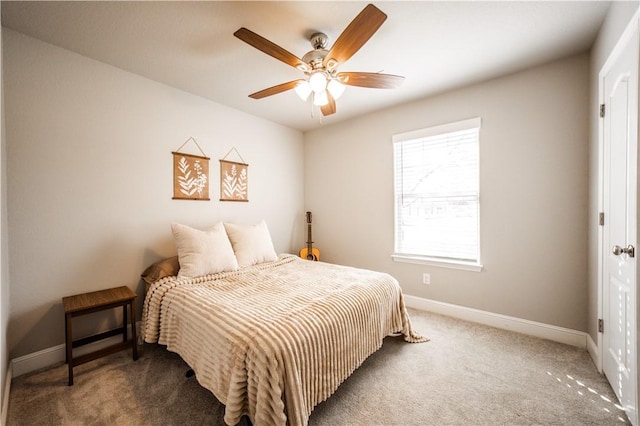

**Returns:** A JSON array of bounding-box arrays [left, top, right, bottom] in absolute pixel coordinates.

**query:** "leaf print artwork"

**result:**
[[172, 152, 210, 200], [178, 157, 207, 197], [220, 160, 249, 202]]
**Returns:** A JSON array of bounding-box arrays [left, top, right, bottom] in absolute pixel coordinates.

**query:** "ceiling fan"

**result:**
[[233, 3, 404, 116]]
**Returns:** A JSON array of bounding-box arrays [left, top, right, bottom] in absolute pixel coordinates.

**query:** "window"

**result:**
[[392, 117, 481, 271]]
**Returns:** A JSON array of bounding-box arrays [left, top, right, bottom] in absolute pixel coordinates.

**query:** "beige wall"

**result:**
[[2, 29, 305, 359], [305, 53, 590, 331], [587, 1, 639, 342], [0, 1, 9, 414]]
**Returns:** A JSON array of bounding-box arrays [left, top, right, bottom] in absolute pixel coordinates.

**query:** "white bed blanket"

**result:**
[[142, 254, 427, 426]]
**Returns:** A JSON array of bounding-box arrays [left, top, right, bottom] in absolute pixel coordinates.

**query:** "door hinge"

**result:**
[[599, 212, 605, 226], [599, 318, 604, 333], [600, 103, 606, 118]]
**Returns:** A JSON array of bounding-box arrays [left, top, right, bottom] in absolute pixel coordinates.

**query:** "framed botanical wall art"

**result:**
[[172, 137, 210, 201], [220, 159, 248, 202]]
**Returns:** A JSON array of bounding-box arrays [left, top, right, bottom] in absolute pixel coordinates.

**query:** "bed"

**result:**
[[141, 221, 427, 426]]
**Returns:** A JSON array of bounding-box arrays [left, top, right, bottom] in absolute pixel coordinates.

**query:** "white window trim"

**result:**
[[391, 254, 483, 272], [393, 117, 482, 271], [392, 117, 482, 144]]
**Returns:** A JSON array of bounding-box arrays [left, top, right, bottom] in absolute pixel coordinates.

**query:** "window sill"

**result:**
[[391, 254, 483, 272]]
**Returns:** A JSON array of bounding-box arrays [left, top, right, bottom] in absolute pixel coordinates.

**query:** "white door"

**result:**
[[602, 29, 639, 425]]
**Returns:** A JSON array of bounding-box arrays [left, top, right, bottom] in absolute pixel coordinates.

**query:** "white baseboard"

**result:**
[[11, 343, 66, 378], [587, 333, 601, 372], [1, 361, 11, 426], [11, 322, 140, 379], [404, 294, 588, 348]]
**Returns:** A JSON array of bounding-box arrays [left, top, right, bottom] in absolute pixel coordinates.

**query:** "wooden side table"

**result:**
[[62, 286, 138, 385]]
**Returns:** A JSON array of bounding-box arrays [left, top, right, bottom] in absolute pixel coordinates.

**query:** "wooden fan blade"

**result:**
[[320, 91, 336, 116], [249, 80, 303, 99], [337, 72, 405, 89], [323, 4, 387, 68], [234, 28, 307, 70]]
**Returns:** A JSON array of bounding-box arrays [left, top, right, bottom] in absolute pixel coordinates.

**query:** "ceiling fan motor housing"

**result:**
[[302, 33, 331, 71], [302, 49, 328, 70]]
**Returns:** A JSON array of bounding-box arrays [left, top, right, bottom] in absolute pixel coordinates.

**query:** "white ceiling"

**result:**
[[1, 1, 611, 132]]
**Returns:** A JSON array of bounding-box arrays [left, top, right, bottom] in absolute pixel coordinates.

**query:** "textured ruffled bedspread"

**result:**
[[142, 254, 427, 426]]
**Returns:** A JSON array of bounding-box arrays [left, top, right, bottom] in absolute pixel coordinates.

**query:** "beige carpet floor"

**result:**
[[7, 309, 629, 425]]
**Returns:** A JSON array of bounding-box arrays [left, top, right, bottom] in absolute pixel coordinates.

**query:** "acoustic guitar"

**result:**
[[299, 211, 320, 261]]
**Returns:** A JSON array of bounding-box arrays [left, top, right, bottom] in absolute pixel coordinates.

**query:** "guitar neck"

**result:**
[[307, 223, 313, 250]]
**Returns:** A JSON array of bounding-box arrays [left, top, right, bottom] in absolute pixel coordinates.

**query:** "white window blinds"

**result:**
[[393, 117, 480, 263]]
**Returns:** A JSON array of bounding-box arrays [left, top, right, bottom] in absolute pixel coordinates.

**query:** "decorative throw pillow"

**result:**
[[171, 222, 238, 278], [224, 220, 278, 267], [141, 256, 180, 285]]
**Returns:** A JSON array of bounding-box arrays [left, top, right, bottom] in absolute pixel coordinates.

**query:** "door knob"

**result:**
[[613, 244, 635, 258]]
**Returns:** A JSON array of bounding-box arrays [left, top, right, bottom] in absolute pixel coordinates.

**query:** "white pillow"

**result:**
[[171, 222, 238, 278], [224, 220, 278, 267]]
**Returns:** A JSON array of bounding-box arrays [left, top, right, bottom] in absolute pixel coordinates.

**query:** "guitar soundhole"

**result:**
[[307, 253, 315, 260]]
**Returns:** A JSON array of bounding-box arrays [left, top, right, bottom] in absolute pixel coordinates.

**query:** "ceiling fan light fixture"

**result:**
[[313, 90, 329, 106], [309, 72, 328, 93], [295, 80, 312, 101], [327, 79, 345, 100]]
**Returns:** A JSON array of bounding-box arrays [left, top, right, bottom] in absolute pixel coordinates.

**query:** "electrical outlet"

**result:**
[[422, 273, 431, 285]]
